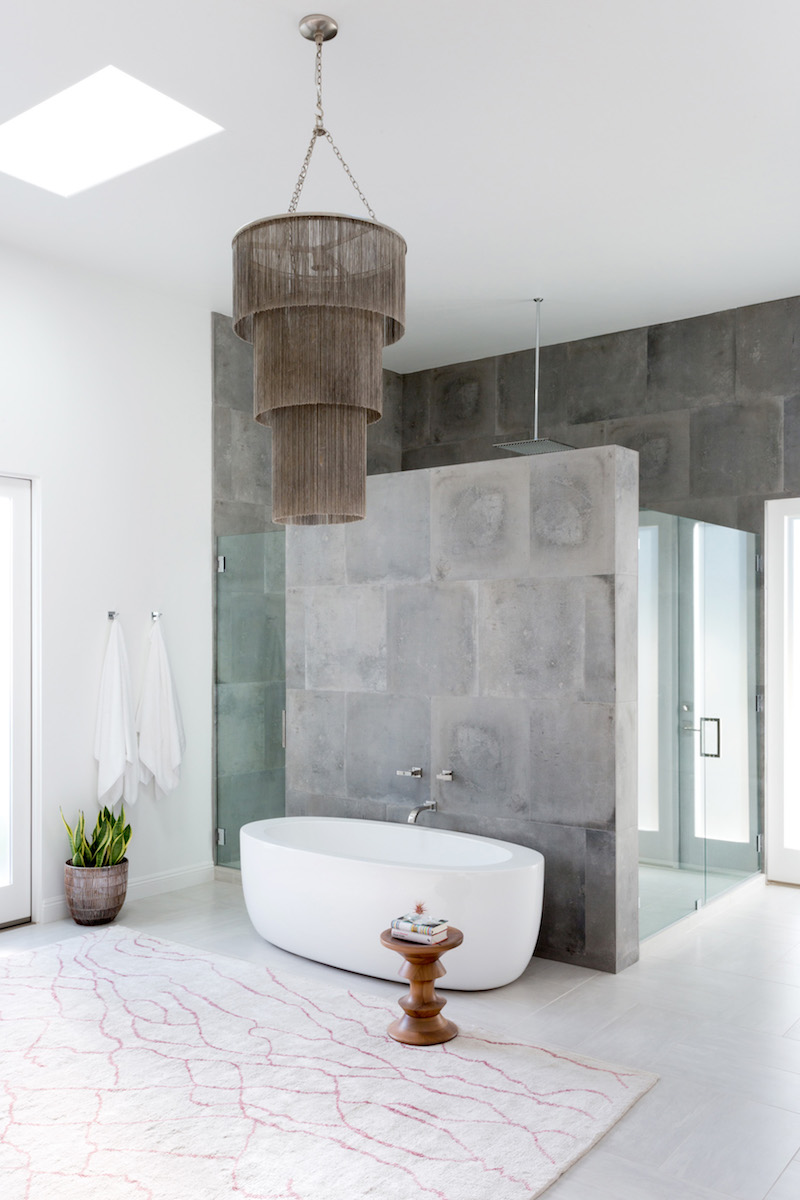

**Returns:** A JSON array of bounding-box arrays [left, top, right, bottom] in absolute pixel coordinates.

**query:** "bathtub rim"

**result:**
[[240, 816, 544, 875]]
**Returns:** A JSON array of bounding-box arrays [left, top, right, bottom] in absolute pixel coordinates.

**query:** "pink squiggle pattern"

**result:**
[[0, 927, 656, 1200]]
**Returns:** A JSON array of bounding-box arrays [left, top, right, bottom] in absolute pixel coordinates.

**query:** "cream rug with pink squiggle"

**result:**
[[0, 928, 655, 1199]]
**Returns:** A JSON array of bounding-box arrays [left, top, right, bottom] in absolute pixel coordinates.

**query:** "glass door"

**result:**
[[678, 519, 759, 892], [638, 511, 760, 937], [0, 476, 31, 928], [215, 530, 286, 869]]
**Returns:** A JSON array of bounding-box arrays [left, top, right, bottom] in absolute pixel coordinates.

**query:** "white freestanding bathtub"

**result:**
[[240, 817, 545, 990]]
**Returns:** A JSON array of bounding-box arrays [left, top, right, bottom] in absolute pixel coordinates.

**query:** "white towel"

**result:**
[[94, 619, 139, 806], [136, 620, 186, 798]]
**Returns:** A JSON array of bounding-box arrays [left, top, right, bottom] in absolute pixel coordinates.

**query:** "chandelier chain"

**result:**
[[287, 33, 377, 220]]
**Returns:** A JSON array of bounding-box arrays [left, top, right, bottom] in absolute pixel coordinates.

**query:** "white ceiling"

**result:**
[[1, 0, 798, 372]]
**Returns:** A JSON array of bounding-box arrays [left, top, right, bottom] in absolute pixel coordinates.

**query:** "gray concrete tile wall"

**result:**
[[285, 449, 640, 973], [403, 293, 800, 540]]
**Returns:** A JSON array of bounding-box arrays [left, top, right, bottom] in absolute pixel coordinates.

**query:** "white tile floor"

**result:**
[[3, 874, 800, 1198]]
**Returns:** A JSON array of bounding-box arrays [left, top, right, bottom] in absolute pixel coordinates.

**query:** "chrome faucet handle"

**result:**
[[436, 769, 453, 781], [396, 767, 423, 777]]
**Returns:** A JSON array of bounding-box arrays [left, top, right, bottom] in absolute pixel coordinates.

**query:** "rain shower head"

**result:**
[[494, 298, 574, 457]]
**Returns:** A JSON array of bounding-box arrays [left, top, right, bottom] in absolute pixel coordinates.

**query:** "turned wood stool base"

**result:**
[[379, 926, 463, 1046]]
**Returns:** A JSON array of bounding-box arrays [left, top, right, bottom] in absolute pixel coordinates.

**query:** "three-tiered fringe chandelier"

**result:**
[[232, 13, 406, 524]]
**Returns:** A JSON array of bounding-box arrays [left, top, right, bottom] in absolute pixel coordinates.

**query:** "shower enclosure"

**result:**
[[638, 511, 761, 937], [215, 530, 286, 869]]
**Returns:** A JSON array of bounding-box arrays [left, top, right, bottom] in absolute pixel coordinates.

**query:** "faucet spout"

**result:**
[[407, 799, 437, 824]]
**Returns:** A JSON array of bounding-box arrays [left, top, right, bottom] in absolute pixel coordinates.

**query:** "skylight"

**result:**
[[0, 66, 223, 197]]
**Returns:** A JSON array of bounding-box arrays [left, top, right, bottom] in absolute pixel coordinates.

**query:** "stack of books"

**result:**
[[390, 913, 449, 944]]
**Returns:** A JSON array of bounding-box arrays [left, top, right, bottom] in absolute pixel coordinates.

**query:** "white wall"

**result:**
[[0, 242, 213, 918]]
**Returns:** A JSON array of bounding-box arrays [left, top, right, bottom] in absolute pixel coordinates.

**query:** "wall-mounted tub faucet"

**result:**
[[407, 799, 437, 824], [396, 767, 423, 778], [436, 769, 453, 781]]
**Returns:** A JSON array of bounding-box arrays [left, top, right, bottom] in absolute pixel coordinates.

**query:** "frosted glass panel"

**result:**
[[693, 523, 751, 844], [0, 497, 11, 887], [638, 525, 660, 832], [785, 517, 800, 850]]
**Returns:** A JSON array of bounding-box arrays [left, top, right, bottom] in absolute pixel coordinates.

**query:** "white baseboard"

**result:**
[[39, 860, 216, 924]]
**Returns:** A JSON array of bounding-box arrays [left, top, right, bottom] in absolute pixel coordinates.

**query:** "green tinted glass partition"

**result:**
[[215, 530, 286, 869]]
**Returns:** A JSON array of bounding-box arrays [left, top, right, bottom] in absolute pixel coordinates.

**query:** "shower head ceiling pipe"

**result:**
[[495, 298, 573, 456], [232, 13, 406, 525]]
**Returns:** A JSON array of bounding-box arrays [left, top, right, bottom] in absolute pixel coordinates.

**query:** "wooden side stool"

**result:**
[[379, 926, 463, 1046]]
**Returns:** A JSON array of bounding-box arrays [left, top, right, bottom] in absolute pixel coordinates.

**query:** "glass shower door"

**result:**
[[638, 512, 760, 937], [215, 530, 286, 869], [678, 519, 759, 890]]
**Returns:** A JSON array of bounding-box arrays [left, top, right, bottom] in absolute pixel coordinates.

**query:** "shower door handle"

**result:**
[[699, 717, 720, 758]]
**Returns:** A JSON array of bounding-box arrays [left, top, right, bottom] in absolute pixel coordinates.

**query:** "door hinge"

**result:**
[[756, 693, 764, 713], [755, 553, 764, 574], [216, 827, 226, 846], [756, 833, 764, 853], [281, 709, 287, 749], [216, 555, 226, 573]]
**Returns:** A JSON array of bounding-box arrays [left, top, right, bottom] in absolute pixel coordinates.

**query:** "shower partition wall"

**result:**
[[638, 511, 760, 937], [215, 531, 286, 869]]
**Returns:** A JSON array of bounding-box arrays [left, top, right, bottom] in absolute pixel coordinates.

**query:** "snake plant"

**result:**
[[61, 805, 132, 868]]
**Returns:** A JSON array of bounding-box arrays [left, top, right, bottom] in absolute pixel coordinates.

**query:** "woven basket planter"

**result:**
[[64, 859, 128, 926]]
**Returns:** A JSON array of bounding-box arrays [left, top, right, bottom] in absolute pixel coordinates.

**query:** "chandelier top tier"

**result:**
[[232, 212, 406, 348], [230, 14, 406, 525]]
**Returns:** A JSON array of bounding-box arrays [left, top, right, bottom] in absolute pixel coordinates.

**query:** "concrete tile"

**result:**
[[214, 500, 274, 538], [614, 575, 637, 703], [527, 820, 587, 963], [285, 689, 345, 796], [647, 309, 735, 412], [765, 1160, 800, 1199], [690, 399, 783, 496], [345, 693, 430, 803], [606, 410, 690, 504], [387, 581, 477, 697], [228, 408, 272, 506], [366, 442, 402, 475], [380, 367, 403, 442], [529, 701, 616, 829], [784, 396, 800, 494], [479, 577, 584, 699], [613, 824, 640, 970], [405, 433, 532, 471], [432, 696, 530, 819], [285, 524, 346, 587], [400, 369, 431, 450], [584, 829, 621, 972], [534, 341, 566, 431], [615, 701, 638, 831], [650, 495, 740, 529], [659, 1092, 800, 1200], [613, 447, 640, 576], [213, 405, 232, 499], [582, 575, 616, 702], [529, 446, 618, 577], [212, 311, 253, 413], [285, 588, 305, 689], [496, 347, 535, 435], [553, 1148, 738, 1200], [346, 470, 430, 583], [429, 356, 497, 444], [304, 584, 386, 692], [431, 457, 531, 582], [560, 327, 648, 424], [290, 792, 388, 821], [736, 295, 800, 404]]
